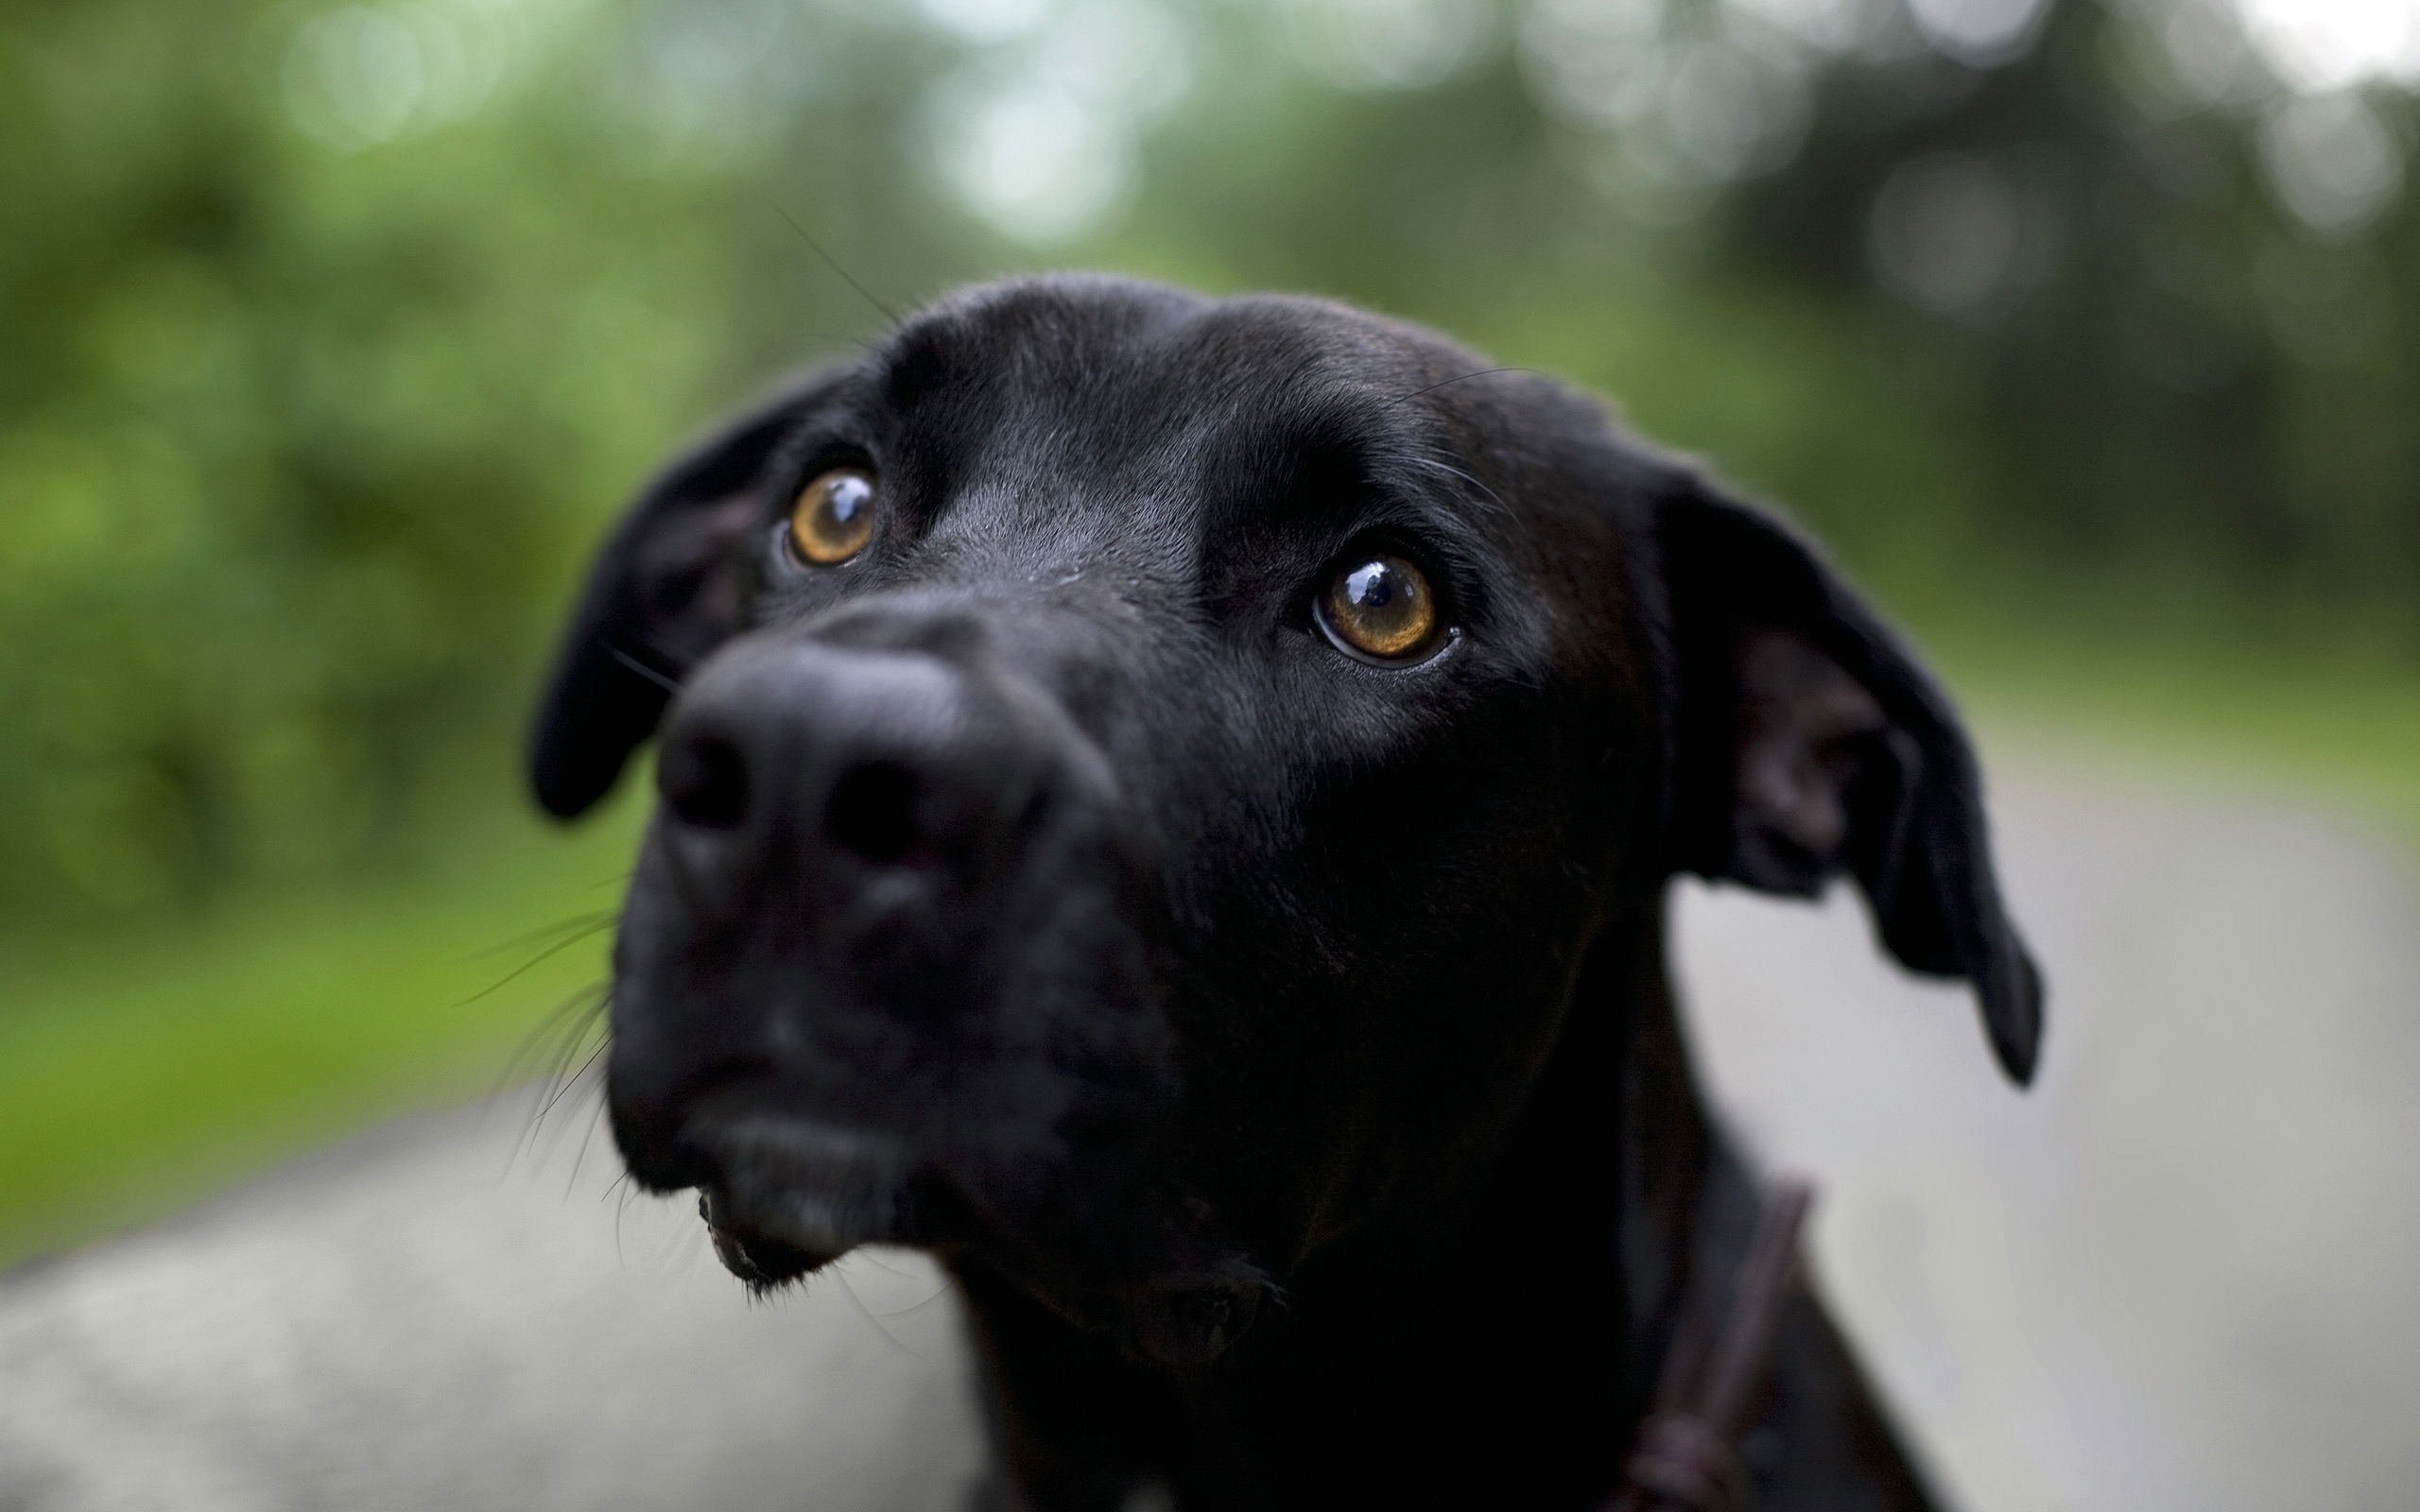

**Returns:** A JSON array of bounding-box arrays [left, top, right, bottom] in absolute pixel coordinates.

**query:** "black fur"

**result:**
[[531, 274, 2041, 1510]]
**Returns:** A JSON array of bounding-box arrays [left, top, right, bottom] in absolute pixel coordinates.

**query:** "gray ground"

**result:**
[[6, 746, 2418, 1512]]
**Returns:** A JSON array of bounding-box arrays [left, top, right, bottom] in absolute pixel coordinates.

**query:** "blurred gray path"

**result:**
[[6, 747, 2419, 1512], [1681, 755, 2420, 1512], [0, 1096, 987, 1512]]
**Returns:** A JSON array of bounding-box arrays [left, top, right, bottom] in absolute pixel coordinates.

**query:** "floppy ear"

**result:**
[[1655, 474, 2044, 1085], [529, 366, 851, 819]]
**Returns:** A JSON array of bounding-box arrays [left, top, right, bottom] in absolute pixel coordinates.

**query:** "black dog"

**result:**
[[531, 275, 2040, 1511]]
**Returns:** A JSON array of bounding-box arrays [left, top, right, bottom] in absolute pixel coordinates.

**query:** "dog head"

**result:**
[[530, 275, 2039, 1367]]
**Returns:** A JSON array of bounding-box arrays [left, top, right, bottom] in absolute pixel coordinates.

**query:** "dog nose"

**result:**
[[654, 635, 1024, 877], [660, 731, 927, 867]]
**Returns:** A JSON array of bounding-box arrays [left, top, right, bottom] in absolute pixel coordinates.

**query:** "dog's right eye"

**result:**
[[787, 468, 876, 565]]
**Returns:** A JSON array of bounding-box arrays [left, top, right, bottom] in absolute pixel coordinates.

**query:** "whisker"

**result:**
[[871, 1282, 959, 1320], [495, 981, 612, 1177], [489, 979, 612, 1104], [1388, 366, 1538, 407], [1410, 454, 1511, 518], [457, 911, 617, 964], [565, 1085, 610, 1198], [770, 200, 900, 328], [835, 1264, 933, 1360], [457, 917, 617, 1007], [519, 1041, 610, 1175], [613, 1176, 635, 1268], [604, 643, 683, 695], [534, 1035, 612, 1132]]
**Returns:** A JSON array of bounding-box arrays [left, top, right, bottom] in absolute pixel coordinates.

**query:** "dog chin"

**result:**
[[697, 1187, 843, 1288], [681, 1107, 1274, 1366], [687, 1113, 914, 1287]]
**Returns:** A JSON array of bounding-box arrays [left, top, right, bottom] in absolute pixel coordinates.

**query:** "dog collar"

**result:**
[[1606, 1179, 1816, 1512]]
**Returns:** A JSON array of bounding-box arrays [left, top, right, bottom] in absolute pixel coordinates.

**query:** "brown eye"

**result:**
[[1318, 554, 1441, 662], [787, 468, 876, 565]]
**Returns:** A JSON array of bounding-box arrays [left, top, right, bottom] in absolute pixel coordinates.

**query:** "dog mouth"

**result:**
[[677, 1108, 1274, 1366], [685, 1113, 917, 1287], [697, 1187, 840, 1285]]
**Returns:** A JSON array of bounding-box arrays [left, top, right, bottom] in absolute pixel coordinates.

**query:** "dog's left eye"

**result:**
[[787, 468, 876, 565], [1317, 554, 1442, 662]]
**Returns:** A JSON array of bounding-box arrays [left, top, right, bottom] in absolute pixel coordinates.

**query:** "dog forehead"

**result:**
[[876, 277, 1486, 458], [856, 277, 1549, 565], [890, 274, 1463, 379]]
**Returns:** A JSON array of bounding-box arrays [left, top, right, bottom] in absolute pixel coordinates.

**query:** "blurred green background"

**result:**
[[6, 0, 2419, 1264]]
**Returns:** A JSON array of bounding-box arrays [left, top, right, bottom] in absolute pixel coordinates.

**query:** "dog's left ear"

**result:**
[[1654, 474, 2044, 1085], [529, 366, 850, 819]]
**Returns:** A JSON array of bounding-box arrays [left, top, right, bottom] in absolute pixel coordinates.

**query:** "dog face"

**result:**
[[531, 275, 2038, 1366]]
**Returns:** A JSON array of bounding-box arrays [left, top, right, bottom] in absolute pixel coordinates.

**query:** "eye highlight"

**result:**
[[787, 468, 876, 565], [1317, 553, 1442, 662]]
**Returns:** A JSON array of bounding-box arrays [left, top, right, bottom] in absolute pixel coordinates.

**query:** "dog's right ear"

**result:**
[[529, 367, 850, 819]]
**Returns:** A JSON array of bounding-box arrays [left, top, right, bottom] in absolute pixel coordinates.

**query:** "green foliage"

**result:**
[[2, 3, 719, 913], [1719, 0, 2420, 633], [0, 786, 644, 1266]]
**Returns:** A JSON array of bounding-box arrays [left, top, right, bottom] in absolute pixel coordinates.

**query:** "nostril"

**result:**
[[663, 735, 750, 830], [825, 761, 922, 864]]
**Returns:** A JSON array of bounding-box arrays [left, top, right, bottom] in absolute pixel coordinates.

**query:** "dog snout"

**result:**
[[608, 597, 1171, 1284]]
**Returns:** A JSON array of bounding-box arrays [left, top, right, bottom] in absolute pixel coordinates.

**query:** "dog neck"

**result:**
[[951, 881, 1733, 1509], [1465, 877, 1722, 1428]]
